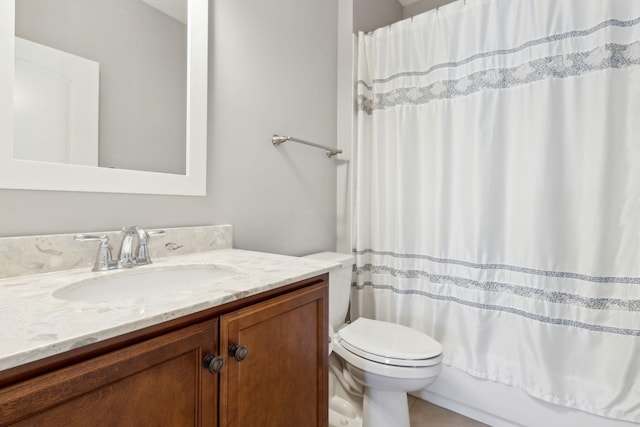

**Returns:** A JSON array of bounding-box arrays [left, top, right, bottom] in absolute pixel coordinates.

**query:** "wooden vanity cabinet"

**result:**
[[0, 319, 219, 426], [0, 276, 328, 427], [219, 282, 328, 427]]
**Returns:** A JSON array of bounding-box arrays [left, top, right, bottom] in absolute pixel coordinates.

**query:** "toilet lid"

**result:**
[[337, 318, 442, 367]]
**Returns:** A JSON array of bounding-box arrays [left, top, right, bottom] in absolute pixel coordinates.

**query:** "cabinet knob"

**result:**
[[229, 344, 249, 361], [203, 354, 225, 374]]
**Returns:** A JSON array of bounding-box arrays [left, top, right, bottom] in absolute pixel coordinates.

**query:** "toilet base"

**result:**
[[363, 388, 410, 427], [329, 354, 363, 427], [329, 396, 363, 427]]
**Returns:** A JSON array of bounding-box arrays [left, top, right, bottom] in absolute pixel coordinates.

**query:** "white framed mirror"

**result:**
[[0, 0, 207, 195]]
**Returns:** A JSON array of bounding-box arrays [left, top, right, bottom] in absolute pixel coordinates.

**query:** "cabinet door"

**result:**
[[219, 282, 328, 427], [0, 319, 219, 426]]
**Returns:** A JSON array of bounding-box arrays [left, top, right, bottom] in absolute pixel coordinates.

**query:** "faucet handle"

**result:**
[[147, 229, 166, 237], [74, 234, 117, 272], [135, 228, 166, 265], [75, 233, 108, 242]]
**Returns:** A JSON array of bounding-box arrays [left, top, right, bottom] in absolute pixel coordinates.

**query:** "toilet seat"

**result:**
[[337, 318, 442, 367]]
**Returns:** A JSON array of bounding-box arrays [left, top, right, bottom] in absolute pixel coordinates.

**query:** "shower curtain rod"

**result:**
[[272, 134, 342, 158]]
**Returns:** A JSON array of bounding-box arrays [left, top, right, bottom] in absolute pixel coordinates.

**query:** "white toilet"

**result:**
[[304, 252, 443, 427]]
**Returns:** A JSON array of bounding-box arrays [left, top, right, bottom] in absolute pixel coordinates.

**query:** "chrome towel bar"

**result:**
[[272, 134, 342, 158]]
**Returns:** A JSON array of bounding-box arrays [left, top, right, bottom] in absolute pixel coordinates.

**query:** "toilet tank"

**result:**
[[303, 252, 355, 330]]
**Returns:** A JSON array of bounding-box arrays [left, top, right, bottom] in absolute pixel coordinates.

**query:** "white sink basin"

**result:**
[[54, 266, 235, 303]]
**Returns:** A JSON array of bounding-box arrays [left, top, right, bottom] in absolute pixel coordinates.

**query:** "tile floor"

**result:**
[[408, 396, 489, 427]]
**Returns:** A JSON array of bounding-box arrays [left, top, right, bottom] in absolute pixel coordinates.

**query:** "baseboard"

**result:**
[[411, 388, 519, 427]]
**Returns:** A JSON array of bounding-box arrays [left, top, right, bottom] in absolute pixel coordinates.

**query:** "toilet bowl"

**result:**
[[333, 317, 443, 427], [304, 252, 443, 427]]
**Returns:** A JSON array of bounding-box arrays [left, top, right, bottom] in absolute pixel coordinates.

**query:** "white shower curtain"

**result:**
[[352, 0, 640, 421]]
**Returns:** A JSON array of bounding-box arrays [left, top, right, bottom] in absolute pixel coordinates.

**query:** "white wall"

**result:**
[[0, 0, 338, 257]]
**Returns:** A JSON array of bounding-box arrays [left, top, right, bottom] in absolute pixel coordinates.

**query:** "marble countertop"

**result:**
[[0, 249, 339, 372]]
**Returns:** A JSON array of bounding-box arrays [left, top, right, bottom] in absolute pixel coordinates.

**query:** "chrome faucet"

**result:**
[[117, 226, 165, 268], [75, 226, 165, 271]]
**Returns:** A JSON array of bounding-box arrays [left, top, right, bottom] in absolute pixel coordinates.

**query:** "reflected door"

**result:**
[[13, 37, 99, 166]]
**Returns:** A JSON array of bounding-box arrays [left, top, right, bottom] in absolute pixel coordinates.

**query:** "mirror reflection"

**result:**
[[14, 0, 187, 175]]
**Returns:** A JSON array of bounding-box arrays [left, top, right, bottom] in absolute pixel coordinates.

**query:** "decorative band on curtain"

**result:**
[[352, 0, 640, 422]]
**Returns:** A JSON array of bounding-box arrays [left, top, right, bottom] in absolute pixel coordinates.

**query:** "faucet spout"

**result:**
[[135, 227, 151, 265], [117, 226, 140, 268], [117, 226, 166, 268]]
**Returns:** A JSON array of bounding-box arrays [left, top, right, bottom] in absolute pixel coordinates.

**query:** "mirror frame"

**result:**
[[0, 0, 207, 196]]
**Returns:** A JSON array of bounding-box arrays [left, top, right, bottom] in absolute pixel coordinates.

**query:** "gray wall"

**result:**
[[16, 0, 187, 174], [352, 0, 456, 34], [354, 0, 403, 32], [0, 0, 338, 257], [403, 0, 457, 18]]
